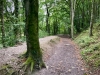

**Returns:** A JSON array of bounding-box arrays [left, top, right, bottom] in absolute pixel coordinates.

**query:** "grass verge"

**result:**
[[74, 22, 100, 74]]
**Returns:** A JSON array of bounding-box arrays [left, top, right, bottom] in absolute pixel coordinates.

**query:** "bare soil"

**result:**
[[0, 35, 87, 75]]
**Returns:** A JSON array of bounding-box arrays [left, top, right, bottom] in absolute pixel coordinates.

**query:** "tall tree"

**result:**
[[0, 0, 6, 47], [13, 0, 19, 44], [89, 0, 95, 36], [70, 0, 76, 38], [45, 3, 50, 35], [23, 0, 45, 71]]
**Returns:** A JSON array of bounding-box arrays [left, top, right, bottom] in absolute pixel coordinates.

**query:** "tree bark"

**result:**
[[70, 0, 76, 38], [89, 0, 95, 36], [24, 0, 45, 70], [45, 3, 50, 35], [0, 0, 6, 47], [13, 0, 19, 44]]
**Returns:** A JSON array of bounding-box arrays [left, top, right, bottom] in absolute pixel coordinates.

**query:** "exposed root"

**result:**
[[22, 56, 46, 72], [0, 64, 14, 75], [22, 56, 34, 72]]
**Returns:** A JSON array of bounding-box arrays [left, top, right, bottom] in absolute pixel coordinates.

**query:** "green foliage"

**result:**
[[39, 30, 49, 38], [0, 28, 47, 48], [76, 35, 95, 48], [0, 0, 100, 48], [39, 0, 71, 35], [0, 21, 25, 48], [75, 22, 100, 68]]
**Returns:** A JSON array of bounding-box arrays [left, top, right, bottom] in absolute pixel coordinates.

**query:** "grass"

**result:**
[[74, 22, 100, 69]]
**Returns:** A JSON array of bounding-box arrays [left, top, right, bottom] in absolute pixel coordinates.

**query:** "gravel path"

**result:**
[[32, 37, 85, 75], [0, 36, 86, 75]]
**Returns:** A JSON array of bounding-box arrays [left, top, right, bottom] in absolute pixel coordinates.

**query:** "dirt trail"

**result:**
[[0, 36, 58, 67], [0, 36, 86, 75], [32, 36, 85, 75]]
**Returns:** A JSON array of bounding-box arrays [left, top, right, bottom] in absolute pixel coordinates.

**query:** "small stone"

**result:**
[[68, 69, 71, 72], [46, 65, 49, 69], [72, 66, 75, 69], [56, 67, 60, 70], [50, 66, 54, 68], [60, 61, 63, 63], [55, 53, 57, 54], [65, 44, 70, 46], [89, 71, 92, 74], [81, 68, 84, 71]]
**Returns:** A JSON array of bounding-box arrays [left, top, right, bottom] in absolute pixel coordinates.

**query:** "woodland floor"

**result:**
[[0, 35, 93, 75]]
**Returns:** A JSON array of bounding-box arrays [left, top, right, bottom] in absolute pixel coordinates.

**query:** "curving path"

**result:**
[[32, 36, 86, 75], [0, 36, 86, 75]]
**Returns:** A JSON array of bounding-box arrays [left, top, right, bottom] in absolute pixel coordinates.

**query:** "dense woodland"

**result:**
[[0, 0, 100, 74], [0, 0, 100, 47]]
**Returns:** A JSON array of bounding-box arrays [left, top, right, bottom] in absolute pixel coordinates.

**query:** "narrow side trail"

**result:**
[[32, 36, 85, 75], [0, 36, 58, 68]]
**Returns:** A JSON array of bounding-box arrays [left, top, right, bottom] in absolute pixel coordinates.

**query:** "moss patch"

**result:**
[[74, 22, 100, 70], [0, 64, 14, 75], [22, 55, 46, 72]]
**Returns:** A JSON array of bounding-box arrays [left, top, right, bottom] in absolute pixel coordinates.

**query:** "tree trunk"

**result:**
[[0, 0, 6, 47], [14, 0, 19, 44], [70, 0, 76, 38], [45, 3, 50, 35], [24, 0, 45, 70], [53, 18, 58, 35], [81, 1, 85, 28], [71, 0, 74, 38], [89, 0, 94, 36]]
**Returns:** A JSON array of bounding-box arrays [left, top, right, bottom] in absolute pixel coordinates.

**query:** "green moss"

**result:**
[[55, 37, 60, 41], [23, 56, 35, 72], [23, 55, 46, 72], [95, 60, 100, 67], [74, 21, 100, 69], [1, 64, 11, 70], [0, 64, 14, 75], [84, 73, 87, 75], [50, 39, 56, 43]]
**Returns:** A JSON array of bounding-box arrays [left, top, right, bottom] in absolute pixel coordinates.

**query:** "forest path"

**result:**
[[0, 36, 58, 68], [32, 36, 86, 75], [0, 35, 86, 75]]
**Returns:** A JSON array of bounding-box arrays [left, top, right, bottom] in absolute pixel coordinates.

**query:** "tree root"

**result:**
[[22, 56, 46, 72], [0, 64, 14, 75]]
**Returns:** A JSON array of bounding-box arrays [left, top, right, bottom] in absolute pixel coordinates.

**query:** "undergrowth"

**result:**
[[39, 30, 49, 38], [0, 29, 48, 49], [74, 22, 100, 69]]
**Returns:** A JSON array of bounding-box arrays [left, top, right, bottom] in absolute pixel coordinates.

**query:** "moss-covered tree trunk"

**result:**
[[0, 0, 6, 47], [89, 0, 94, 36], [24, 0, 45, 71], [70, 0, 76, 38], [14, 0, 19, 44]]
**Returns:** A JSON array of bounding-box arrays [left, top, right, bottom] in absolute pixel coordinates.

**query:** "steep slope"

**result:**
[[75, 22, 100, 75]]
